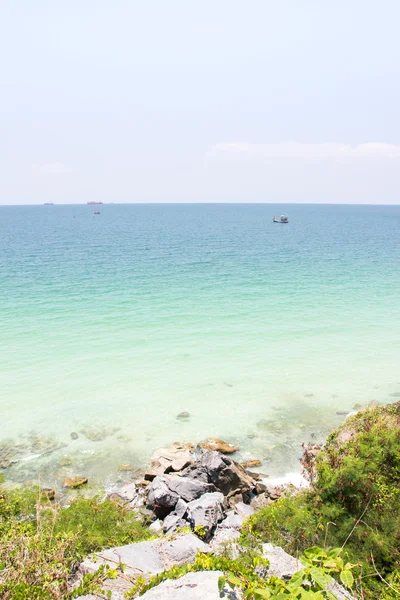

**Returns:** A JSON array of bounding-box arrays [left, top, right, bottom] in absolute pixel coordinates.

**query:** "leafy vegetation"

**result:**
[[128, 546, 355, 599], [241, 402, 400, 598], [0, 486, 153, 599]]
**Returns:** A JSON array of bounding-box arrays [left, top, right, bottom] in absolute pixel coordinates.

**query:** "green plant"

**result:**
[[241, 402, 400, 599]]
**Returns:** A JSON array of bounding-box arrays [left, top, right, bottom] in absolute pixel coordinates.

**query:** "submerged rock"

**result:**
[[241, 459, 262, 468], [118, 464, 133, 471], [176, 411, 191, 421], [63, 476, 88, 489], [198, 438, 239, 454], [80, 426, 119, 442], [70, 432, 79, 440]]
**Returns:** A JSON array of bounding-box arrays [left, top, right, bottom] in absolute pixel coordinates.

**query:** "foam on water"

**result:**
[[1, 203, 400, 487]]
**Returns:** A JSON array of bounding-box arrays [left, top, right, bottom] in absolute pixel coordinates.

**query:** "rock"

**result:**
[[198, 438, 239, 454], [80, 534, 210, 581], [145, 442, 195, 480], [262, 543, 301, 579], [42, 488, 56, 501], [176, 411, 190, 421], [234, 501, 255, 518], [70, 432, 79, 440], [147, 474, 214, 517], [255, 481, 268, 494], [197, 451, 255, 501], [149, 519, 163, 534], [219, 511, 246, 529], [186, 492, 225, 539], [250, 492, 272, 510], [262, 544, 355, 600], [63, 476, 88, 489], [0, 459, 11, 469], [264, 482, 282, 501], [160, 533, 210, 568], [241, 459, 262, 468], [118, 464, 133, 471], [108, 482, 141, 508], [226, 489, 244, 507], [80, 426, 119, 442], [162, 499, 189, 534], [336, 411, 349, 416], [59, 457, 74, 467], [139, 571, 239, 600], [210, 527, 241, 551]]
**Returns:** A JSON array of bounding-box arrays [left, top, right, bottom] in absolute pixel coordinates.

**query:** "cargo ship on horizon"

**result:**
[[87, 201, 103, 205]]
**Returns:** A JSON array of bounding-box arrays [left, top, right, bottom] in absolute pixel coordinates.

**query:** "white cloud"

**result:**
[[32, 162, 71, 175], [208, 142, 400, 161]]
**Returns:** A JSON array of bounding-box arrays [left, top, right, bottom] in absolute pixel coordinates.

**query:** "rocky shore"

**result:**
[[72, 438, 353, 600]]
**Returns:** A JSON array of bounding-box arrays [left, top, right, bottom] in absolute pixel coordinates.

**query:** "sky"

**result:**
[[1, 0, 400, 205]]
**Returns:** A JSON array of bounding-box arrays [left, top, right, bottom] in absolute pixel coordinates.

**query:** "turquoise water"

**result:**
[[1, 204, 400, 488]]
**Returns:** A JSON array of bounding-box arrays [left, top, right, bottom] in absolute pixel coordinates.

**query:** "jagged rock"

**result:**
[[241, 459, 262, 468], [186, 492, 225, 539], [145, 442, 195, 480], [250, 492, 272, 510], [198, 438, 239, 454], [162, 499, 188, 534], [255, 481, 268, 494], [63, 476, 88, 488], [147, 474, 214, 517], [210, 527, 241, 551], [264, 482, 282, 501], [193, 451, 256, 502], [139, 571, 239, 600], [234, 501, 255, 518], [59, 457, 74, 467]]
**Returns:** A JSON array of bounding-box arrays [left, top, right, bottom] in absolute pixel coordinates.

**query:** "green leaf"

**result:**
[[254, 588, 271, 598], [227, 574, 242, 588], [309, 567, 332, 588], [218, 576, 226, 592], [340, 569, 354, 588]]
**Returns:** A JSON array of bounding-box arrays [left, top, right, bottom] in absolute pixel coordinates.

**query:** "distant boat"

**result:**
[[273, 215, 289, 223], [44, 202, 54, 205], [87, 201, 103, 205], [93, 211, 100, 215]]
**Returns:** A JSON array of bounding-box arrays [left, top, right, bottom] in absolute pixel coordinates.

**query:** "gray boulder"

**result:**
[[162, 498, 188, 534], [147, 474, 214, 517], [77, 534, 211, 600], [262, 543, 355, 600], [186, 492, 225, 539], [140, 571, 240, 600]]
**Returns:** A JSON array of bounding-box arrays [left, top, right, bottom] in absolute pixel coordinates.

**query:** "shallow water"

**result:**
[[1, 203, 399, 488]]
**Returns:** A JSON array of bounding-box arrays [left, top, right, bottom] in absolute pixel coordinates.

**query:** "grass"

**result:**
[[0, 486, 153, 599]]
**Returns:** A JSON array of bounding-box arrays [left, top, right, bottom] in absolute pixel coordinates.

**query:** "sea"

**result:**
[[1, 203, 400, 489]]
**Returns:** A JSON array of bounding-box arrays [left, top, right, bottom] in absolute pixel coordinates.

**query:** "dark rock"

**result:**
[[163, 499, 189, 534], [42, 488, 56, 501], [176, 412, 190, 421], [146, 475, 214, 517], [70, 432, 79, 440], [198, 451, 255, 499]]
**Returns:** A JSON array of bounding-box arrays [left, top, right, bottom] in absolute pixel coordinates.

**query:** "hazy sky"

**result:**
[[1, 1, 400, 204]]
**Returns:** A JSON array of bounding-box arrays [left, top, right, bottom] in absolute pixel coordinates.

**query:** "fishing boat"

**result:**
[[93, 211, 100, 215], [87, 201, 103, 205], [273, 215, 289, 223]]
